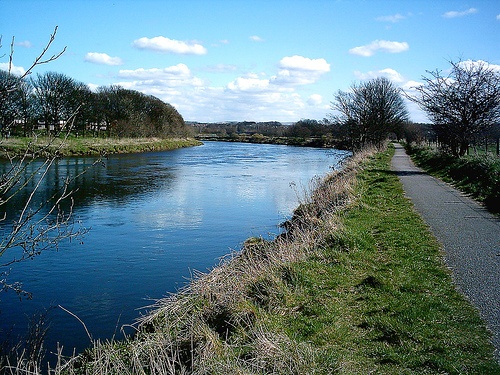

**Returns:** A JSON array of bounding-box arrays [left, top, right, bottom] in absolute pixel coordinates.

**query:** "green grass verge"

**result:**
[[406, 145, 500, 213], [262, 146, 499, 373], [0, 136, 202, 158]]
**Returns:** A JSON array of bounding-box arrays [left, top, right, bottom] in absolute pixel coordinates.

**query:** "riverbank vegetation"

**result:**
[[189, 119, 347, 149], [196, 133, 338, 148], [406, 144, 500, 213], [1, 71, 191, 140], [8, 145, 498, 374], [0, 136, 202, 158]]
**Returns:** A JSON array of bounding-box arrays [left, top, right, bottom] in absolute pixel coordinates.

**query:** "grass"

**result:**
[[4, 145, 499, 374], [270, 147, 499, 373], [406, 144, 500, 213], [0, 136, 202, 158]]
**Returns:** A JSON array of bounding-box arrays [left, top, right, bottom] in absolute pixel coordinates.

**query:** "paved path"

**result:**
[[391, 143, 500, 362]]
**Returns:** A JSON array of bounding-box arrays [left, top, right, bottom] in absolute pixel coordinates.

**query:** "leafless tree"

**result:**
[[331, 77, 409, 151], [405, 59, 500, 156]]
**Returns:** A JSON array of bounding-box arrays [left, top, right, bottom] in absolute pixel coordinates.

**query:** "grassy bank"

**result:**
[[7, 146, 499, 374], [0, 136, 202, 158], [406, 145, 500, 213]]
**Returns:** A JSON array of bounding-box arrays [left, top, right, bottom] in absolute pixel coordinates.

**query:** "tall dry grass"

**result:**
[[1, 147, 379, 375]]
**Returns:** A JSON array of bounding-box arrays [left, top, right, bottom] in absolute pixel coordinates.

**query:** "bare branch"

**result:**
[[2, 26, 66, 94], [8, 36, 14, 75], [58, 305, 93, 342], [20, 26, 66, 80], [0, 35, 4, 59]]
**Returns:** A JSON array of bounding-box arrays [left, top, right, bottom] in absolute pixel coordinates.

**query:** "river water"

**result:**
[[0, 141, 349, 359]]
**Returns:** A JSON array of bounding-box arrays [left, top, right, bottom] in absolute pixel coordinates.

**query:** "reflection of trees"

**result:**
[[0, 155, 177, 221], [84, 156, 176, 205]]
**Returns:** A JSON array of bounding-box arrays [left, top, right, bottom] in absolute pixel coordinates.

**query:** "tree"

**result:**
[[72, 81, 94, 136], [406, 60, 500, 157], [0, 70, 22, 136], [331, 77, 409, 150], [30, 71, 82, 133], [95, 86, 188, 138], [288, 119, 322, 138], [1, 27, 90, 298]]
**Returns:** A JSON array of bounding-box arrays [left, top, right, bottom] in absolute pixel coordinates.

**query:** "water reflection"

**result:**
[[0, 142, 349, 359]]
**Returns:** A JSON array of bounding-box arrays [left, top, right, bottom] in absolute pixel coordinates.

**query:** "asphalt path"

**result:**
[[391, 143, 500, 362]]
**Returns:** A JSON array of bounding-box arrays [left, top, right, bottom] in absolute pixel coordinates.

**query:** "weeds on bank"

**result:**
[[3, 146, 499, 374], [0, 137, 201, 158], [406, 144, 500, 213]]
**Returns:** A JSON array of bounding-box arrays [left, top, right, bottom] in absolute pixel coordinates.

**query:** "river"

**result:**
[[0, 141, 349, 360]]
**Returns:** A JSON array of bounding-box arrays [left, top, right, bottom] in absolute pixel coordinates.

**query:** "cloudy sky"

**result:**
[[1, 0, 499, 123]]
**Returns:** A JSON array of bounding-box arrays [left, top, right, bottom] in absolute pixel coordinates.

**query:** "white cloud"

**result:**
[[223, 55, 330, 90], [119, 64, 190, 79], [497, 14, 500, 20], [307, 94, 323, 106], [443, 8, 477, 18], [118, 64, 203, 87], [112, 55, 332, 122], [249, 35, 264, 42], [227, 74, 270, 92], [376, 13, 406, 23], [16, 40, 33, 48], [354, 68, 405, 83], [85, 52, 123, 66], [0, 62, 26, 76], [146, 82, 320, 122], [401, 80, 424, 91], [211, 39, 230, 47], [279, 55, 330, 72], [87, 83, 99, 92], [132, 36, 207, 55], [271, 55, 330, 85], [227, 55, 330, 91], [457, 59, 500, 73], [349, 40, 409, 57]]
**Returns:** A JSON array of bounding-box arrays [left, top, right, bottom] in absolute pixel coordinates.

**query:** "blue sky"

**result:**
[[1, 0, 499, 123]]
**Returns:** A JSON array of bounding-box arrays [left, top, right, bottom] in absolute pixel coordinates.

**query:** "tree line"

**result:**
[[0, 70, 190, 138], [190, 119, 333, 138], [330, 60, 500, 156]]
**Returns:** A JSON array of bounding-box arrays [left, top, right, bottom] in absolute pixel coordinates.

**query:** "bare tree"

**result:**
[[0, 27, 90, 297], [405, 59, 500, 156], [30, 71, 80, 133], [331, 77, 409, 151]]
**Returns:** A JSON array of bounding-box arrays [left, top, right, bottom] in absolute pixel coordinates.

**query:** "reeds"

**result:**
[[2, 147, 378, 375]]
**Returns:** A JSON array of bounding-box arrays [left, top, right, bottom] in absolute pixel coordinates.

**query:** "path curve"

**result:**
[[391, 143, 500, 362]]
